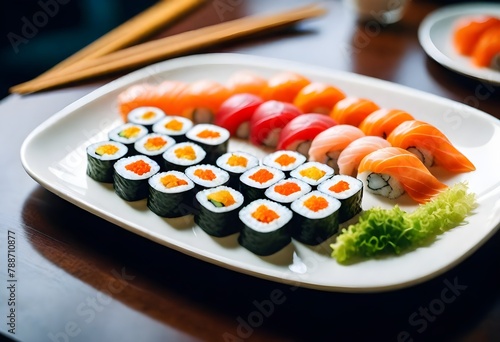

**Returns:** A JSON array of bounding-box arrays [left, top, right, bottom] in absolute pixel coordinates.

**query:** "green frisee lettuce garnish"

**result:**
[[330, 182, 477, 264]]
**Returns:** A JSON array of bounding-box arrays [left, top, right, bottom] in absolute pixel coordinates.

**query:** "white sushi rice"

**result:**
[[290, 161, 334, 186], [262, 150, 306, 172], [87, 141, 128, 161], [148, 171, 194, 193], [238, 199, 293, 233], [216, 151, 260, 174], [185, 164, 230, 188], [152, 115, 193, 136], [162, 142, 206, 166], [108, 123, 148, 145], [127, 106, 165, 126], [114, 155, 160, 180], [358, 171, 405, 199], [134, 133, 175, 156], [240, 166, 285, 189], [196, 186, 244, 213], [317, 175, 363, 200], [185, 123, 230, 146], [265, 178, 312, 204], [291, 190, 341, 220]]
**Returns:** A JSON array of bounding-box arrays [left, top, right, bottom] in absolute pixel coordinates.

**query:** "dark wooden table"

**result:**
[[1, 1, 499, 341]]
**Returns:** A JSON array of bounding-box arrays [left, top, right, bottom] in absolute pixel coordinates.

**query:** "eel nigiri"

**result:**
[[358, 108, 414, 138], [293, 82, 346, 114], [276, 113, 337, 157], [387, 120, 476, 172], [261, 71, 311, 103], [453, 15, 500, 56], [471, 25, 500, 68], [308, 125, 365, 172], [226, 70, 268, 97], [337, 136, 391, 177], [329, 97, 380, 127], [214, 93, 264, 139], [358, 147, 448, 203]]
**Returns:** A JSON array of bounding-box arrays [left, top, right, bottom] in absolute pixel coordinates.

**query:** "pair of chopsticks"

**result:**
[[10, 2, 327, 95]]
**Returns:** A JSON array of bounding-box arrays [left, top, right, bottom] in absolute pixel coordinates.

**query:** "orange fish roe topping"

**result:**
[[249, 169, 274, 184], [125, 160, 151, 176], [196, 129, 220, 139], [300, 166, 326, 181], [274, 154, 296, 167], [119, 126, 141, 139], [227, 154, 248, 167], [207, 190, 236, 207], [329, 180, 350, 193], [160, 174, 188, 188], [174, 146, 196, 160], [141, 111, 156, 120], [95, 144, 119, 156], [251, 205, 280, 223], [274, 182, 301, 196], [194, 168, 216, 181], [303, 195, 329, 212], [165, 119, 183, 131], [144, 137, 167, 151]]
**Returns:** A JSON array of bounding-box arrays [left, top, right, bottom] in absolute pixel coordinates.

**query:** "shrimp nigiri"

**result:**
[[329, 97, 380, 127], [337, 136, 391, 176], [225, 70, 268, 97], [308, 125, 365, 173], [358, 108, 414, 138], [262, 71, 311, 103], [292, 82, 346, 114], [387, 120, 476, 172], [358, 147, 448, 203]]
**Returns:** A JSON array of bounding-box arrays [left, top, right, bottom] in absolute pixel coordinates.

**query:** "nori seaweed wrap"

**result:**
[[239, 166, 285, 205], [185, 123, 230, 164], [152, 115, 193, 143], [86, 141, 128, 183], [147, 171, 195, 217], [317, 175, 363, 223], [127, 106, 166, 132], [113, 155, 160, 201], [216, 151, 259, 189]]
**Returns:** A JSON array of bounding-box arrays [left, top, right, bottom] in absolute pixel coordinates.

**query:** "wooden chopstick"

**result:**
[[10, 4, 327, 94]]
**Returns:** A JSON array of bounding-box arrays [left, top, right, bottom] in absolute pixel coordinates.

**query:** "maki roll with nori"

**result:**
[[290, 191, 341, 245], [113, 155, 160, 201], [152, 115, 193, 142], [262, 150, 306, 176], [108, 123, 148, 151], [216, 151, 259, 189], [162, 142, 206, 172], [290, 161, 334, 188], [147, 171, 195, 218], [264, 178, 311, 207], [195, 186, 244, 237], [317, 175, 363, 223], [185, 123, 230, 164], [134, 133, 176, 165], [185, 164, 230, 192], [127, 106, 166, 132], [238, 199, 293, 256], [86, 141, 128, 182], [239, 166, 285, 204]]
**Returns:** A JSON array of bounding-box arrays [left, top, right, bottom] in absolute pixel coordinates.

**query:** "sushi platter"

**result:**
[[20, 53, 500, 292]]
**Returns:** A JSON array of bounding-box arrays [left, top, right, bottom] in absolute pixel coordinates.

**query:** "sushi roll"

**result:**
[[262, 150, 306, 177], [238, 199, 293, 256], [215, 151, 260, 189], [126, 106, 166, 132], [185, 124, 230, 164], [152, 115, 193, 142], [290, 161, 334, 188], [113, 155, 160, 201], [329, 97, 380, 127], [317, 175, 363, 223], [147, 171, 195, 218], [133, 133, 176, 166], [239, 166, 285, 204], [195, 186, 245, 237], [108, 123, 148, 151], [162, 142, 206, 172], [86, 141, 128, 183], [214, 93, 264, 139], [293, 82, 346, 114], [264, 178, 312, 207], [290, 191, 341, 245], [185, 164, 230, 192]]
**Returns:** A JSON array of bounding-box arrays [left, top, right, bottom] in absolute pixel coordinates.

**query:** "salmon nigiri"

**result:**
[[359, 108, 414, 138], [337, 136, 391, 177], [358, 147, 448, 203], [329, 97, 380, 127], [225, 70, 268, 97], [293, 82, 346, 114], [262, 71, 311, 103], [308, 125, 365, 173], [387, 120, 476, 173], [471, 25, 500, 68], [453, 15, 500, 56]]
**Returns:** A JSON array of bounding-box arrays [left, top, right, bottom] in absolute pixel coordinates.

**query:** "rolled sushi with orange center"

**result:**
[[185, 123, 230, 164], [317, 175, 363, 223], [152, 115, 193, 143], [261, 71, 311, 103], [239, 165, 285, 204], [262, 150, 307, 176], [86, 141, 128, 183], [216, 151, 259, 189], [185, 164, 230, 192], [162, 142, 206, 172], [147, 171, 195, 217], [293, 82, 346, 114], [330, 97, 380, 127], [290, 161, 334, 188], [265, 178, 312, 207], [113, 155, 160, 201]]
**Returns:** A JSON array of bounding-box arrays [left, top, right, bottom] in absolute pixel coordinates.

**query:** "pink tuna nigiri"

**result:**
[[308, 125, 365, 172], [358, 147, 448, 203], [337, 136, 391, 176], [215, 93, 264, 139]]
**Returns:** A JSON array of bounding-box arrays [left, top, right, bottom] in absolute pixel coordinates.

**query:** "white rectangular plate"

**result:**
[[21, 53, 500, 292]]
